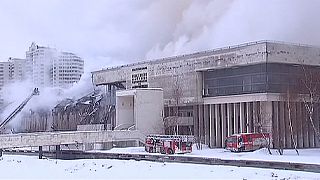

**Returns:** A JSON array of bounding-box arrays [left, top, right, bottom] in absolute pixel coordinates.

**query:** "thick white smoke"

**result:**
[[1, 0, 320, 64], [1, 0, 320, 130], [0, 75, 95, 129], [146, 0, 320, 59]]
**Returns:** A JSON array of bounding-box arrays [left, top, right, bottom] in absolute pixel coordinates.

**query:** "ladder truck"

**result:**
[[0, 88, 40, 132]]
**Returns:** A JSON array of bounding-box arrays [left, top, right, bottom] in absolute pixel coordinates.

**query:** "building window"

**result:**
[[203, 62, 318, 97]]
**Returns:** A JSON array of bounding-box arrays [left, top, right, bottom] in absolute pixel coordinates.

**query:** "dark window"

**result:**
[[203, 62, 319, 97]]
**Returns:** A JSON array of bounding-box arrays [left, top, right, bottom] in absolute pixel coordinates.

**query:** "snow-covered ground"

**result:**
[[0, 154, 319, 179], [93, 145, 320, 165], [2, 146, 319, 179]]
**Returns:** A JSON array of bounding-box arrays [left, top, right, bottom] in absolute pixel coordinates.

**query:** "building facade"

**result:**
[[0, 61, 12, 106], [8, 57, 32, 81], [92, 41, 320, 149], [26, 42, 84, 88]]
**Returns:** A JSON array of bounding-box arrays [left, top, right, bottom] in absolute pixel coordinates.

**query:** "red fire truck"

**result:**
[[145, 135, 194, 154], [225, 133, 270, 152]]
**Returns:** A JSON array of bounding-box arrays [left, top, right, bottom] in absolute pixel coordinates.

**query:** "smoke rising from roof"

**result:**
[[1, 0, 320, 130], [1, 0, 320, 68], [146, 0, 320, 60], [0, 73, 94, 130]]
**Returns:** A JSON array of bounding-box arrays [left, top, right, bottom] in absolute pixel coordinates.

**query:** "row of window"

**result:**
[[132, 84, 148, 88], [203, 63, 320, 97], [132, 66, 147, 72], [132, 73, 148, 84]]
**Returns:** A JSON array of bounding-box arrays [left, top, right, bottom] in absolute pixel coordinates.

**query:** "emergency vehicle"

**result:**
[[225, 133, 270, 152], [145, 135, 194, 154]]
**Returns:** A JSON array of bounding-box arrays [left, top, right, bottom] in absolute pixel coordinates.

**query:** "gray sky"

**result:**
[[1, 0, 320, 72]]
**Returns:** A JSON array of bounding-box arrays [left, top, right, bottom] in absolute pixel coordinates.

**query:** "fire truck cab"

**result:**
[[225, 133, 270, 152], [145, 135, 194, 154]]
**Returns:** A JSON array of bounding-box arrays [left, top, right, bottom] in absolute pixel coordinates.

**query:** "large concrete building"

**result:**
[[93, 41, 320, 149], [26, 42, 84, 88]]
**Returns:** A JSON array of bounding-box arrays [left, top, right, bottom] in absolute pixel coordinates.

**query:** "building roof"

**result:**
[[92, 40, 319, 74]]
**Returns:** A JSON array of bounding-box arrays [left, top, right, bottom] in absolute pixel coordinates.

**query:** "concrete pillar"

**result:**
[[193, 105, 199, 141], [227, 103, 233, 136], [210, 104, 216, 147], [55, 145, 60, 159], [247, 102, 253, 133], [307, 102, 317, 148], [296, 102, 303, 148], [314, 103, 320, 147], [284, 102, 292, 148], [198, 105, 204, 143], [260, 101, 273, 133], [302, 104, 309, 148], [39, 146, 43, 159], [215, 104, 221, 147], [272, 101, 280, 148], [203, 104, 210, 145], [291, 102, 298, 148], [279, 102, 286, 148], [252, 102, 256, 132], [309, 109, 315, 148], [221, 104, 227, 146], [259, 101, 273, 148], [240, 102, 246, 133], [234, 103, 240, 134], [252, 101, 258, 132]]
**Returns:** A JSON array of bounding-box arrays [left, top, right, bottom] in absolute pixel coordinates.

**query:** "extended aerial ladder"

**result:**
[[0, 88, 40, 131]]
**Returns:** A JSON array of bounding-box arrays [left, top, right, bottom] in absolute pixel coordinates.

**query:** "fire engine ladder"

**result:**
[[0, 88, 40, 130]]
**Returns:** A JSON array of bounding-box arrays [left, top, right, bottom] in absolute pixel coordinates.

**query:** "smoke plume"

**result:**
[[1, 0, 320, 130]]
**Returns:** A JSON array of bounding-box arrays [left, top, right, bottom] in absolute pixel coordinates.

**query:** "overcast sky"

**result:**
[[1, 0, 320, 72]]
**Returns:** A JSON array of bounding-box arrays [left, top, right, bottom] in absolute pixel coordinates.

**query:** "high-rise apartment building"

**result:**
[[26, 42, 84, 88], [8, 57, 32, 81], [0, 43, 84, 109], [0, 61, 12, 106], [53, 52, 84, 88]]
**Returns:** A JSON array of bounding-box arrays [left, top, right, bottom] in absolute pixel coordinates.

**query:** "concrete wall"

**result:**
[[267, 42, 320, 66], [116, 89, 164, 135], [92, 41, 320, 108], [77, 124, 105, 131], [92, 41, 268, 106], [0, 130, 146, 149], [116, 95, 134, 127], [135, 89, 164, 135]]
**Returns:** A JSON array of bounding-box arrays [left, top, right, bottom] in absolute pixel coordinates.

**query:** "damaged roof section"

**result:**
[[51, 89, 111, 131]]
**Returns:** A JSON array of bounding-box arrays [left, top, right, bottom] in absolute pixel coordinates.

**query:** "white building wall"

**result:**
[[26, 42, 56, 87], [135, 89, 164, 135], [116, 89, 164, 135], [26, 42, 84, 88], [116, 95, 134, 127], [54, 52, 84, 88], [93, 41, 268, 105], [0, 62, 11, 106], [8, 58, 31, 82]]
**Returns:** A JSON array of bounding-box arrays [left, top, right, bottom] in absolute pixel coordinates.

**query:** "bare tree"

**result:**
[[300, 65, 320, 144], [256, 110, 272, 155], [256, 121, 272, 155], [284, 89, 299, 155], [164, 75, 183, 135]]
